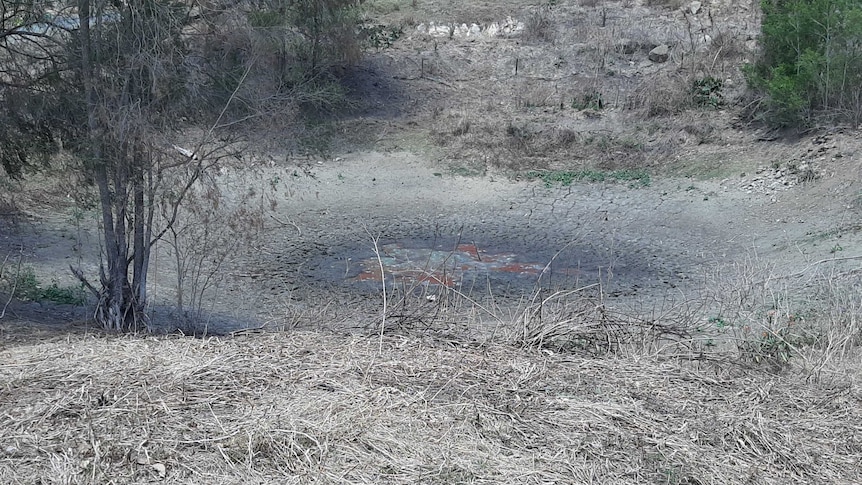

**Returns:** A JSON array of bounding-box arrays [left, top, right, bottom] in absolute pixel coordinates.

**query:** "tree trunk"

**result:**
[[79, 0, 146, 332]]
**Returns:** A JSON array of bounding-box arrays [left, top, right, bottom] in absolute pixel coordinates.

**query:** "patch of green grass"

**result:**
[[527, 169, 651, 187], [38, 282, 87, 305], [692, 76, 724, 109], [450, 165, 485, 177], [2, 266, 87, 305]]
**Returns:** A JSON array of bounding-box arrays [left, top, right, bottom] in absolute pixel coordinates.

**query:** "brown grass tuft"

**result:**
[[523, 6, 555, 44], [625, 72, 694, 118]]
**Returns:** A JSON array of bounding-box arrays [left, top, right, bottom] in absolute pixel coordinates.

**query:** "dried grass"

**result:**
[[1, 327, 860, 484], [523, 7, 555, 44], [625, 72, 694, 118]]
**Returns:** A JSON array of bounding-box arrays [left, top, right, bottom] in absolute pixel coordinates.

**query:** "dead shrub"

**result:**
[[643, 0, 686, 9], [709, 28, 746, 62], [571, 87, 605, 111], [505, 121, 535, 153], [523, 6, 555, 43], [625, 73, 693, 118], [452, 118, 471, 136], [552, 127, 580, 148], [161, 167, 273, 332], [682, 121, 718, 144], [517, 81, 557, 109]]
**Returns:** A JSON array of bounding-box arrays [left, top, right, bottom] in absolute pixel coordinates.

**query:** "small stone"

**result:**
[[649, 44, 670, 63], [690, 1, 702, 14]]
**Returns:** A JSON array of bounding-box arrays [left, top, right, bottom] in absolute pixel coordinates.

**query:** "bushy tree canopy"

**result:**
[[749, 0, 862, 126]]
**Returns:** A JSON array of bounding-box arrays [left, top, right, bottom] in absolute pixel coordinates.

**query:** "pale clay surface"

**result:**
[[2, 145, 861, 334]]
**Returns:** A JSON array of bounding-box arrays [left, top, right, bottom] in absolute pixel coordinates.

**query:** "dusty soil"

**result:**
[[2, 0, 862, 336], [3, 135, 861, 336]]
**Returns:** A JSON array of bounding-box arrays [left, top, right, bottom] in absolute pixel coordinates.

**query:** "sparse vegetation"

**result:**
[[692, 76, 724, 109], [527, 168, 651, 187], [571, 90, 604, 110], [523, 6, 555, 43], [1, 266, 86, 306]]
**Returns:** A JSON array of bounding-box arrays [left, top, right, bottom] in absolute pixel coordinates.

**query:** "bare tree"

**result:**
[[1, 0, 360, 332], [71, 0, 217, 330]]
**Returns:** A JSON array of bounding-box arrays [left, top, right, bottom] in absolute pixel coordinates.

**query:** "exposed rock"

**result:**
[[415, 18, 522, 39], [690, 1, 702, 14], [649, 44, 670, 63]]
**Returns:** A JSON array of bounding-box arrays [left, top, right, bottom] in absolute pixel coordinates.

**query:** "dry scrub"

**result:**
[[1, 327, 860, 484]]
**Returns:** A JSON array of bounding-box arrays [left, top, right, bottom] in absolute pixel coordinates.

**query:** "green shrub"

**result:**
[[2, 266, 86, 305], [691, 77, 723, 109], [359, 24, 403, 50], [748, 0, 862, 126]]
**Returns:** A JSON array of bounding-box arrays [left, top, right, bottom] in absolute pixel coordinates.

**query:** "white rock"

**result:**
[[429, 25, 450, 37], [690, 1, 702, 14]]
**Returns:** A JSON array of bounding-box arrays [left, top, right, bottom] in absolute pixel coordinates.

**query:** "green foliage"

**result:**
[[691, 77, 724, 109], [2, 267, 87, 305], [527, 169, 651, 187], [359, 24, 403, 50], [0, 117, 57, 178], [748, 0, 862, 126], [754, 66, 808, 126]]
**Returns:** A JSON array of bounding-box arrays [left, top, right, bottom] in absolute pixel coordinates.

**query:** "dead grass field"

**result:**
[[1, 325, 861, 484]]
